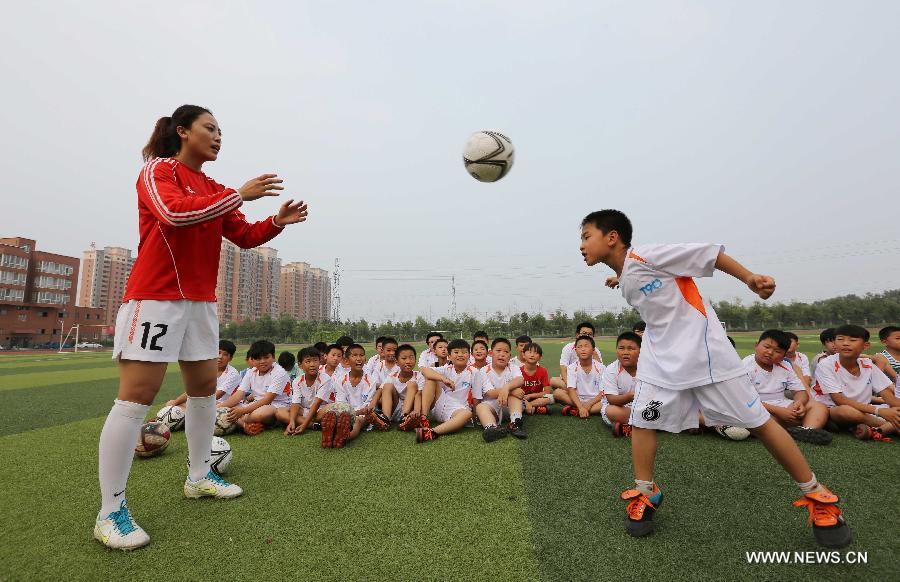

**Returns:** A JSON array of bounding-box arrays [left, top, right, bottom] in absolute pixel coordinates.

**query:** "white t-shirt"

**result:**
[[333, 373, 379, 410], [238, 363, 292, 408], [600, 360, 637, 396], [786, 352, 811, 378], [559, 342, 603, 368], [742, 355, 804, 403], [619, 243, 743, 390], [468, 354, 493, 366], [381, 368, 425, 400], [291, 371, 331, 411], [370, 360, 399, 386], [475, 364, 523, 404], [508, 356, 523, 369], [431, 364, 483, 410], [363, 355, 381, 376], [418, 350, 437, 369], [566, 360, 604, 401], [216, 364, 242, 403], [812, 354, 891, 406]]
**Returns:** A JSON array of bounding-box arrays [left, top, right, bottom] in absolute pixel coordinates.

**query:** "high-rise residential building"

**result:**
[[216, 240, 279, 324], [78, 243, 136, 326], [279, 262, 332, 322], [0, 237, 104, 348]]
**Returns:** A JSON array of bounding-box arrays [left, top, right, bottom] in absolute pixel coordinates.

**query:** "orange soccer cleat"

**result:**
[[621, 485, 663, 537], [242, 422, 265, 436], [320, 410, 337, 448], [333, 412, 352, 448], [792, 486, 852, 548]]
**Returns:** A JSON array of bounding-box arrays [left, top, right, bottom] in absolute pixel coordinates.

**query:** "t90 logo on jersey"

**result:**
[[639, 279, 663, 296]]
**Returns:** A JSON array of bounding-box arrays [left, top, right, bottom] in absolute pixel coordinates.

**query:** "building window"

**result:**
[[0, 254, 28, 269], [0, 288, 25, 301]]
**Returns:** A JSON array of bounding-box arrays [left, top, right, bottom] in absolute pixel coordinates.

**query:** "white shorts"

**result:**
[[630, 376, 770, 433], [479, 399, 505, 422], [431, 398, 470, 424], [600, 400, 631, 426], [113, 299, 218, 363], [762, 397, 796, 410]]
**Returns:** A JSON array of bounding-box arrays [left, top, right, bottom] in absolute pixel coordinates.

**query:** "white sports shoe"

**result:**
[[184, 469, 243, 499], [714, 425, 750, 441], [93, 500, 150, 550]]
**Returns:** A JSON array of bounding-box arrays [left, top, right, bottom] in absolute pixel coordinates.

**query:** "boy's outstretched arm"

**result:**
[[714, 252, 776, 300]]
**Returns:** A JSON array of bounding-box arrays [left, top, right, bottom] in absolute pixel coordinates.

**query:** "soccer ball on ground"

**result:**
[[463, 130, 514, 182], [155, 405, 185, 431], [135, 422, 170, 458], [210, 437, 232, 474], [214, 407, 236, 436]]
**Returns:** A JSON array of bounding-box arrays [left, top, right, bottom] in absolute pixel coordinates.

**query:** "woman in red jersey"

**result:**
[[94, 105, 308, 550]]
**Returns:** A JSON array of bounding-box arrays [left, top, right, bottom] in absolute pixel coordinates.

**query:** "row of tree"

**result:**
[[219, 289, 900, 344]]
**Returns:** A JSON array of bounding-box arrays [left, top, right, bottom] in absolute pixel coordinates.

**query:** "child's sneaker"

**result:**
[[397, 414, 419, 431], [621, 485, 663, 537], [242, 422, 265, 436], [333, 412, 352, 448], [321, 410, 337, 448], [482, 425, 507, 442], [184, 469, 243, 499], [507, 419, 527, 439], [561, 405, 579, 417], [713, 425, 750, 441], [535, 405, 550, 415], [418, 416, 431, 430], [852, 424, 892, 442], [367, 411, 390, 432], [612, 422, 632, 438], [786, 426, 833, 445], [415, 427, 436, 443], [792, 486, 852, 548], [93, 500, 150, 550]]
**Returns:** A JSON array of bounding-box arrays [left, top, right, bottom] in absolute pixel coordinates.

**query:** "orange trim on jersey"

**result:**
[[627, 249, 647, 263], [675, 277, 707, 317]]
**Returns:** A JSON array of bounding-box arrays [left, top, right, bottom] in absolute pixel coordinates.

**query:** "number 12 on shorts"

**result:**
[[139, 322, 168, 351]]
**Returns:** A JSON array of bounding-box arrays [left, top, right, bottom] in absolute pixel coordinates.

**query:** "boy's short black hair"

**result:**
[[313, 341, 329, 353], [326, 343, 344, 354], [834, 325, 870, 342], [631, 321, 646, 332], [473, 330, 488, 340], [335, 335, 354, 347], [218, 340, 236, 357], [396, 343, 417, 358], [375, 336, 387, 346], [426, 331, 443, 342], [381, 337, 399, 348], [575, 321, 595, 334], [491, 337, 511, 349], [819, 328, 836, 345], [581, 209, 633, 246], [248, 340, 276, 359], [784, 331, 799, 343], [278, 351, 296, 371], [616, 331, 642, 347], [346, 343, 366, 356], [515, 334, 532, 345], [523, 342, 543, 356], [879, 326, 900, 341], [472, 339, 489, 352], [298, 347, 320, 363], [433, 338, 449, 347], [727, 336, 736, 348], [758, 329, 790, 352], [575, 334, 596, 348], [447, 338, 470, 353]]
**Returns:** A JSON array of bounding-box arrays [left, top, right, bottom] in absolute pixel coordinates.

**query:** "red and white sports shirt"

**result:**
[[812, 354, 891, 406], [123, 157, 284, 302], [600, 360, 636, 396], [619, 243, 743, 391]]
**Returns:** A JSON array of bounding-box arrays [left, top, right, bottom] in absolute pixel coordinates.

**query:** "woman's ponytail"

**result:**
[[141, 105, 211, 161]]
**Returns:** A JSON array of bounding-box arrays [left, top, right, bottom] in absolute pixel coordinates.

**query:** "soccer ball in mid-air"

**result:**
[[135, 422, 170, 458], [155, 405, 185, 431], [210, 437, 233, 474], [463, 131, 514, 182], [214, 407, 236, 436]]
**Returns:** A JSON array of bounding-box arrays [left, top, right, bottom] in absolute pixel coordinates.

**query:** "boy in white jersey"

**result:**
[[509, 335, 531, 369], [783, 332, 812, 386], [872, 326, 900, 383], [557, 322, 603, 385], [469, 340, 491, 371], [333, 344, 380, 440], [743, 330, 831, 445], [432, 338, 449, 367], [418, 332, 442, 368], [286, 347, 331, 436], [814, 325, 899, 441], [221, 340, 292, 436], [553, 335, 605, 418], [365, 337, 400, 430], [581, 209, 851, 547], [364, 337, 385, 376], [473, 338, 527, 441], [417, 339, 480, 443], [813, 328, 837, 367], [381, 344, 425, 429], [319, 344, 344, 383], [164, 340, 241, 410], [601, 332, 640, 437]]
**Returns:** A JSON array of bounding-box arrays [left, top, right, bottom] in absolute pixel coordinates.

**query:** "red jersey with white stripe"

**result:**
[[619, 243, 743, 390], [123, 157, 283, 302]]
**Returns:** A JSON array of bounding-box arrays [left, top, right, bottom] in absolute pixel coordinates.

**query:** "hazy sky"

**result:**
[[2, 1, 898, 322]]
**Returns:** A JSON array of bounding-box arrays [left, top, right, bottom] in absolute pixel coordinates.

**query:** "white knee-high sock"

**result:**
[[186, 395, 216, 482], [98, 399, 148, 518]]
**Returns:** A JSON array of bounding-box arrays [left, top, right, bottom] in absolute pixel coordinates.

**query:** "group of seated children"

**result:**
[[161, 321, 899, 449]]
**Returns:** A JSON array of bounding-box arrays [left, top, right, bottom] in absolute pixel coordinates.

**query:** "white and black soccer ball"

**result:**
[[214, 407, 236, 436], [210, 436, 232, 474], [463, 130, 514, 182], [155, 405, 185, 431]]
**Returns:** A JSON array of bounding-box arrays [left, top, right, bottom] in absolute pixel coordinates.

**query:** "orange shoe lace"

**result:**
[[621, 489, 658, 520], [871, 430, 892, 443], [792, 497, 842, 527], [621, 424, 633, 438]]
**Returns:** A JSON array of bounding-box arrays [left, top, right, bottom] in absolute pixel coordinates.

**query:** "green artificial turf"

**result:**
[[0, 336, 893, 580]]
